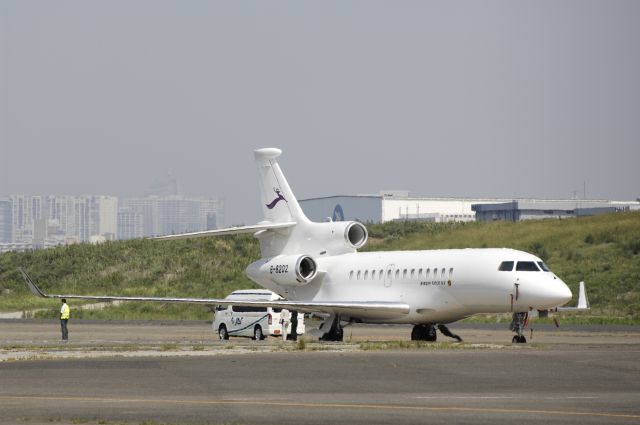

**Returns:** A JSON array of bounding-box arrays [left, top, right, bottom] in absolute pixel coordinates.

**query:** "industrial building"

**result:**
[[299, 192, 640, 224], [472, 199, 639, 222], [299, 192, 503, 224]]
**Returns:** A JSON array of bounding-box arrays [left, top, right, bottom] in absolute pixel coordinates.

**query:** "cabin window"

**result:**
[[403, 269, 408, 279], [516, 261, 540, 271], [357, 270, 361, 280], [349, 270, 354, 280], [364, 270, 369, 280], [537, 261, 551, 272], [395, 269, 400, 279], [418, 268, 423, 278], [449, 268, 454, 278], [441, 268, 446, 278], [379, 269, 384, 279], [426, 268, 430, 277], [498, 261, 514, 271]]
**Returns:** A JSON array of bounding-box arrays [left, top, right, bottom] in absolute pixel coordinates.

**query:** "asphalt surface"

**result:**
[[0, 322, 639, 425]]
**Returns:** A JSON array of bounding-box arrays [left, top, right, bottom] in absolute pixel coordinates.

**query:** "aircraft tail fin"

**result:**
[[254, 148, 310, 224]]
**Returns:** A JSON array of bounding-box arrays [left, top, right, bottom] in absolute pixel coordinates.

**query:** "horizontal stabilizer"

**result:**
[[19, 268, 410, 321], [151, 221, 296, 241]]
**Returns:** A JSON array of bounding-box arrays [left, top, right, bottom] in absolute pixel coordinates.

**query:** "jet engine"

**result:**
[[343, 221, 368, 249], [249, 254, 318, 287]]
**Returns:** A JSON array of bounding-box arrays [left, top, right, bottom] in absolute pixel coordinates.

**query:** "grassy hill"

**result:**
[[0, 235, 262, 320], [1, 211, 638, 323]]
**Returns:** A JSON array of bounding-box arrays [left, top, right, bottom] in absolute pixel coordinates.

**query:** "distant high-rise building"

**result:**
[[32, 218, 48, 248], [200, 198, 224, 230], [121, 196, 223, 237], [120, 198, 157, 236], [10, 195, 27, 242], [8, 195, 45, 243], [156, 197, 197, 235], [97, 196, 118, 240], [0, 197, 12, 243], [117, 208, 144, 240], [74, 197, 98, 242]]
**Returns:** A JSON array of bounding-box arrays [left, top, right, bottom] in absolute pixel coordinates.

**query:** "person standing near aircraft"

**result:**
[[60, 298, 70, 341], [280, 308, 291, 341], [289, 311, 298, 341]]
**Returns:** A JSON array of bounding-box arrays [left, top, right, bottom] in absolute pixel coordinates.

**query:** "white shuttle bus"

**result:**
[[213, 289, 305, 340]]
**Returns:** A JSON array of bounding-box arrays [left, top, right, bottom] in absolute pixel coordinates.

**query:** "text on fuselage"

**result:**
[[420, 280, 451, 286]]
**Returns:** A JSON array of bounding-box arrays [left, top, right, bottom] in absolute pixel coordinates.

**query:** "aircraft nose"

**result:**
[[529, 276, 573, 309], [553, 278, 573, 306]]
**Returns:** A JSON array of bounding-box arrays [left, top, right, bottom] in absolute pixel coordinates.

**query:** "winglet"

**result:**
[[557, 281, 589, 311], [576, 281, 589, 309], [19, 268, 50, 298]]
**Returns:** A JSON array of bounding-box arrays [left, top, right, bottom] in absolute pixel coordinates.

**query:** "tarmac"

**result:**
[[0, 320, 639, 425]]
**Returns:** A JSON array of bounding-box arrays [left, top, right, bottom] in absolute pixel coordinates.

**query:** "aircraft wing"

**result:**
[[19, 268, 409, 321], [151, 221, 296, 241]]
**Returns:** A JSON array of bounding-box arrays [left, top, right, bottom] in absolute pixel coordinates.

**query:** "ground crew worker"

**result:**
[[289, 311, 298, 341], [60, 298, 70, 341], [280, 308, 291, 341]]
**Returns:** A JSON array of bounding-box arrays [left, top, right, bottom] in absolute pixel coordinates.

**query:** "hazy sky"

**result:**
[[2, 1, 639, 224]]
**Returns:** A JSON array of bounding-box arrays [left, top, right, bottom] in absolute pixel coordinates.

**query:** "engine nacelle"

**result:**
[[248, 254, 318, 287], [343, 221, 368, 249]]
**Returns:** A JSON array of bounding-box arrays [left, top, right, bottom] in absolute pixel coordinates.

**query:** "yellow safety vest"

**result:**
[[61, 303, 70, 320]]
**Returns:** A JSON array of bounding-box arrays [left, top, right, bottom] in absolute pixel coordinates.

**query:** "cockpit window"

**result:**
[[516, 261, 540, 271], [498, 261, 514, 271], [537, 261, 550, 272]]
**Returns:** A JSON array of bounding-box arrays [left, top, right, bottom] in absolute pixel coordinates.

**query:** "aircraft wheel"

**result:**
[[253, 325, 264, 341], [411, 325, 437, 341], [411, 326, 419, 341], [426, 326, 437, 342], [219, 325, 229, 340]]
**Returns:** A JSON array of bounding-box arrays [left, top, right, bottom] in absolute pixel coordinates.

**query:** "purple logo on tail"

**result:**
[[266, 188, 287, 209]]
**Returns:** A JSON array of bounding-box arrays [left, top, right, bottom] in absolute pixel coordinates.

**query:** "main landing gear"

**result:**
[[510, 312, 528, 343], [319, 314, 344, 341], [411, 324, 463, 342]]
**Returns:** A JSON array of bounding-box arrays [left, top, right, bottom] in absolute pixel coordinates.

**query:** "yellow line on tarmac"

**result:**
[[1, 395, 640, 420]]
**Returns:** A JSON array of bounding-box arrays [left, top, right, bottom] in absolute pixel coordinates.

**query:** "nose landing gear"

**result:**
[[411, 324, 437, 341], [319, 314, 344, 341], [510, 312, 528, 343]]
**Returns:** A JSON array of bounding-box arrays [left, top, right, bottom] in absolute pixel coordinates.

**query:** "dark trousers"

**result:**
[[60, 319, 68, 340], [289, 312, 298, 341]]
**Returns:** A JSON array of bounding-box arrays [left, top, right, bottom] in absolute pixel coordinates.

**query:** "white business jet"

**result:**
[[21, 148, 587, 343]]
